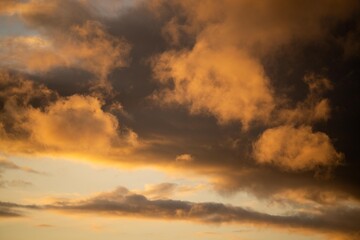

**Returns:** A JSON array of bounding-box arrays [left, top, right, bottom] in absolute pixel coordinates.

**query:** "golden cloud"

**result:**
[[0, 71, 139, 160], [25, 95, 119, 151], [253, 125, 343, 171], [152, 42, 275, 128], [0, 21, 130, 89]]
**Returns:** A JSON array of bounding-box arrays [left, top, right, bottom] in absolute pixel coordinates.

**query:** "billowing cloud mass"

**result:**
[[26, 95, 119, 151], [0, 70, 139, 158], [151, 0, 358, 128], [152, 44, 275, 128], [253, 125, 343, 171], [0, 1, 359, 240]]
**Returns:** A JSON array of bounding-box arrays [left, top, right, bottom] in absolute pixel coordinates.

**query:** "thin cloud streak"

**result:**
[[0, 158, 44, 175]]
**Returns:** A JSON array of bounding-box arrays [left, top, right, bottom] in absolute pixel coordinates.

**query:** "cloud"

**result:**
[[2, 187, 359, 238], [0, 2, 359, 231], [26, 95, 119, 151], [152, 43, 275, 128], [150, 0, 359, 129], [276, 73, 334, 124], [253, 125, 343, 171], [271, 188, 358, 210], [0, 158, 43, 174], [152, 0, 359, 50], [139, 183, 177, 199], [0, 201, 40, 218], [0, 0, 131, 90], [0, 157, 43, 188], [138, 182, 204, 199], [175, 154, 193, 162], [0, 21, 130, 89], [0, 71, 140, 161], [23, 94, 141, 155], [0, 209, 21, 218], [0, 0, 92, 27]]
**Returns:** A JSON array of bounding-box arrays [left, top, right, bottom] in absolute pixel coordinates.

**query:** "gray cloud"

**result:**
[[0, 201, 40, 218], [0, 0, 359, 226], [0, 209, 21, 218], [1, 187, 359, 238]]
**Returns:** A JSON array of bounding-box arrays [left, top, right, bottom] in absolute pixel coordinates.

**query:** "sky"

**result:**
[[0, 0, 359, 239]]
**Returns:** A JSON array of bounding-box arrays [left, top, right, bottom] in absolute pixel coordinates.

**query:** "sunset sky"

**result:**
[[0, 0, 360, 239]]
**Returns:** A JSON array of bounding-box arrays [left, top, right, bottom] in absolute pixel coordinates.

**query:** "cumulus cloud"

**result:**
[[0, 71, 139, 160], [253, 125, 343, 171], [26, 95, 119, 151], [152, 43, 275, 128]]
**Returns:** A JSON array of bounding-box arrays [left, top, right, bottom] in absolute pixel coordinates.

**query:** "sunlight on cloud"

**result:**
[[253, 125, 343, 171]]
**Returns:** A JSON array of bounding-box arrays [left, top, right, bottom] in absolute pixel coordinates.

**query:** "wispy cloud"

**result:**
[[0, 158, 44, 175]]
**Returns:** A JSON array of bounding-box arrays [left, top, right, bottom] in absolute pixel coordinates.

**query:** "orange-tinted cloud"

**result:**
[[138, 182, 205, 199], [175, 154, 193, 162], [0, 71, 139, 161], [0, 21, 130, 89], [152, 43, 275, 128], [26, 95, 119, 151], [153, 0, 359, 51], [0, 0, 131, 91], [276, 73, 334, 124], [150, 0, 359, 129], [253, 125, 343, 171]]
